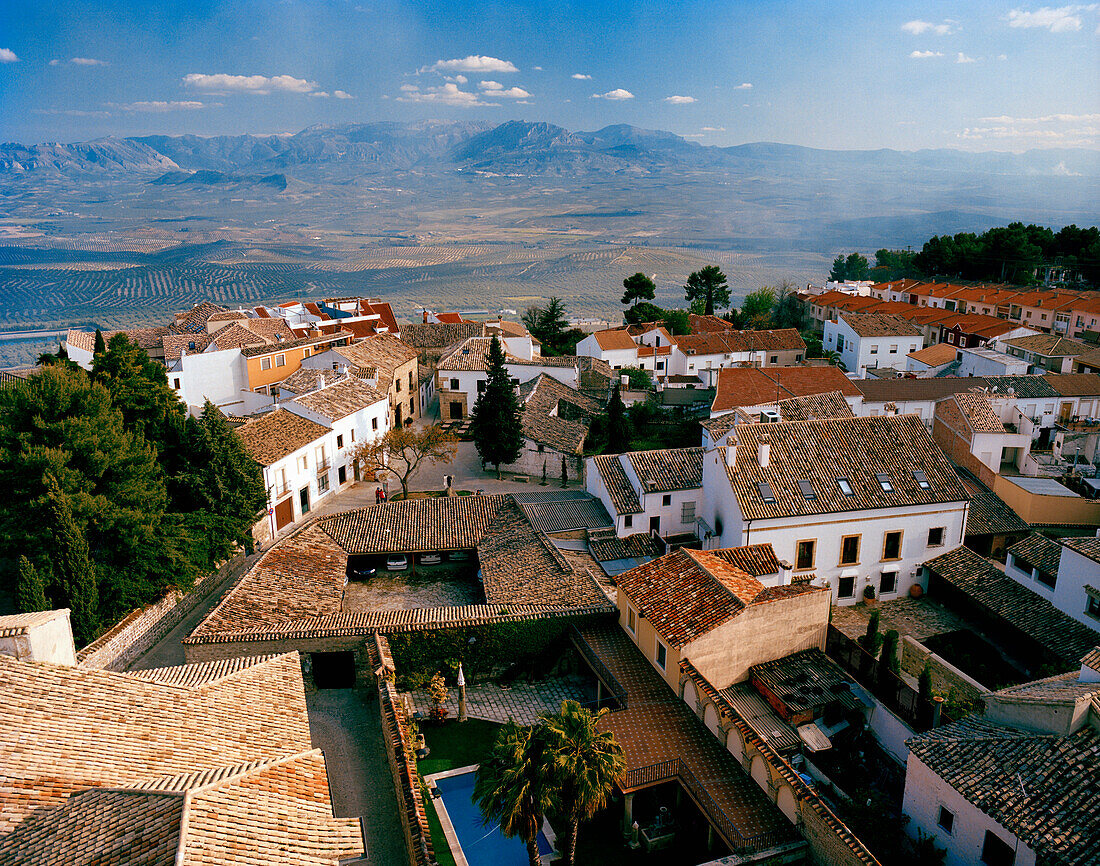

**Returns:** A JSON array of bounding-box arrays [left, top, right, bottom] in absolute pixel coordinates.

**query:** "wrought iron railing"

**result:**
[[569, 625, 628, 711]]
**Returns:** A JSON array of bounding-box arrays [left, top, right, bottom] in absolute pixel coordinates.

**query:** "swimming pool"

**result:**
[[431, 768, 554, 866]]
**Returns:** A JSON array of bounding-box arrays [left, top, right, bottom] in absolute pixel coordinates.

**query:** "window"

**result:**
[[627, 607, 637, 634], [880, 569, 898, 595], [876, 473, 894, 492], [450, 378, 460, 390], [537, 443, 544, 453], [870, 345, 878, 355], [173, 378, 181, 389], [795, 354, 803, 363], [351, 430, 355, 442], [797, 479, 816, 501], [838, 575, 856, 599], [655, 639, 668, 671], [1086, 593, 1100, 620], [770, 355, 778, 364], [371, 418, 378, 431], [840, 535, 860, 565], [623, 513, 633, 529], [888, 344, 898, 354], [303, 348, 310, 358], [476, 380, 486, 393], [298, 455, 308, 473], [913, 469, 930, 490], [980, 831, 1015, 866], [410, 398, 415, 413], [681, 501, 696, 523], [883, 530, 902, 561], [260, 357, 272, 371], [275, 354, 286, 367], [757, 482, 776, 503], [395, 378, 402, 392], [837, 477, 854, 496], [796, 540, 815, 570], [318, 473, 329, 493], [928, 526, 945, 547], [409, 370, 414, 388], [336, 434, 344, 449], [936, 806, 954, 834], [1036, 569, 1057, 590], [660, 493, 672, 506]]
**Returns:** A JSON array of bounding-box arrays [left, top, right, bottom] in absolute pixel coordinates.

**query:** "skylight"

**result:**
[[797, 479, 817, 501], [757, 481, 776, 503], [837, 477, 854, 496], [876, 473, 894, 492], [913, 470, 930, 490]]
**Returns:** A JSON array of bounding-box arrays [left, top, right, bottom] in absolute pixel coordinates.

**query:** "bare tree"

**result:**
[[352, 425, 458, 500]]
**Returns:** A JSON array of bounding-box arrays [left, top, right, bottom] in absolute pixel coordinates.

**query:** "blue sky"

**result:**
[[1, 0, 1097, 151]]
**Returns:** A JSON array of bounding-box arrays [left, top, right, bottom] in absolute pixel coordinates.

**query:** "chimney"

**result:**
[[0, 609, 76, 666], [885, 402, 898, 417], [725, 443, 737, 468], [757, 437, 770, 468], [931, 696, 945, 728], [779, 560, 793, 585]]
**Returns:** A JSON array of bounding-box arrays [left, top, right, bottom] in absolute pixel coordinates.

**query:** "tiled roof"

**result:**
[[991, 670, 1100, 705], [984, 374, 1060, 399], [234, 408, 330, 466], [906, 717, 1100, 865], [839, 313, 921, 338], [952, 392, 1005, 433], [1062, 536, 1100, 565], [586, 530, 663, 563], [715, 543, 783, 578], [519, 496, 613, 534], [130, 654, 284, 688], [241, 317, 296, 343], [162, 331, 213, 361], [438, 337, 518, 371], [0, 610, 67, 639], [773, 390, 854, 421], [276, 366, 342, 396], [209, 322, 268, 350], [711, 366, 859, 413], [1007, 534, 1064, 576], [627, 447, 704, 492], [854, 376, 991, 403], [239, 330, 350, 358], [1003, 333, 1090, 357], [675, 329, 806, 356], [174, 301, 229, 331], [591, 454, 642, 514], [326, 333, 416, 391], [724, 414, 968, 521], [288, 376, 386, 422], [688, 313, 735, 332], [751, 649, 863, 715], [518, 374, 602, 454], [66, 327, 171, 353], [207, 309, 250, 323], [400, 322, 485, 349], [957, 472, 1030, 537], [924, 546, 1098, 667], [1045, 373, 1100, 397], [907, 342, 958, 366], [592, 328, 638, 351]]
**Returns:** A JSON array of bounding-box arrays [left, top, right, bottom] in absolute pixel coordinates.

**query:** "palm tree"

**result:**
[[473, 719, 552, 866], [542, 700, 627, 866]]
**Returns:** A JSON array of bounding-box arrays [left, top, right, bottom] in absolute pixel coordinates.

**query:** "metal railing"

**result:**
[[316, 458, 331, 474], [569, 626, 628, 711], [273, 482, 291, 498]]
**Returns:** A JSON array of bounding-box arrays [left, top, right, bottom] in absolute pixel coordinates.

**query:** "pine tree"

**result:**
[[40, 475, 98, 644], [605, 385, 631, 453], [16, 556, 50, 613], [470, 337, 524, 479]]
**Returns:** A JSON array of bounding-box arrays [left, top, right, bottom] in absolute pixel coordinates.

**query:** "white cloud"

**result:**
[[333, 90, 354, 99], [980, 112, 1100, 123], [31, 108, 111, 117], [443, 74, 468, 84], [112, 100, 205, 112], [571, 73, 592, 80], [308, 91, 330, 98], [430, 55, 517, 74], [734, 82, 753, 90], [901, 20, 955, 35], [399, 83, 420, 92], [0, 48, 19, 63], [182, 73, 318, 94], [592, 88, 634, 100], [960, 112, 1100, 147], [683, 133, 705, 139], [910, 50, 944, 58], [664, 95, 696, 104], [480, 84, 531, 98], [956, 52, 977, 63], [49, 58, 60, 66], [478, 80, 502, 90], [701, 126, 725, 132], [1006, 5, 1097, 32], [532, 66, 543, 71], [397, 82, 496, 107], [71, 57, 108, 66]]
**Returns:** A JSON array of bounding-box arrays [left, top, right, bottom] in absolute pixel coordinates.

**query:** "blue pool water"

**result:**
[[434, 771, 553, 865]]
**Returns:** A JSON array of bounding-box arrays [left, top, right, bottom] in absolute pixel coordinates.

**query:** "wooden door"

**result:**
[[274, 497, 294, 530]]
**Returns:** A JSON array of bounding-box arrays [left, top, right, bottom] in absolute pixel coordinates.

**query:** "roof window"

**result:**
[[913, 470, 930, 490], [837, 478, 854, 496], [876, 473, 894, 492], [756, 482, 776, 504], [797, 479, 817, 501]]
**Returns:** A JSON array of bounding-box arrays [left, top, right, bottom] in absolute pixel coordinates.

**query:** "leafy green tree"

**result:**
[[773, 285, 806, 330], [684, 266, 730, 315], [859, 608, 883, 656], [16, 556, 50, 613], [829, 254, 848, 282], [660, 308, 691, 335], [353, 423, 458, 499], [740, 286, 777, 329], [523, 298, 581, 355], [879, 629, 901, 684], [541, 700, 626, 866], [621, 272, 656, 310], [93, 333, 184, 448], [37, 345, 79, 369], [845, 252, 870, 280], [474, 720, 553, 866], [622, 301, 664, 326], [618, 367, 652, 389], [40, 475, 99, 644], [470, 336, 524, 478], [918, 664, 934, 703], [605, 385, 631, 453]]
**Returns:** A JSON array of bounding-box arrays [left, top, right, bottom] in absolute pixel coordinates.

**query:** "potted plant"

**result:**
[[863, 584, 877, 606], [428, 672, 450, 725]]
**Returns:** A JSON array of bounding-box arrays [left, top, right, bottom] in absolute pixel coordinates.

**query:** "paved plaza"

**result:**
[[409, 672, 598, 725]]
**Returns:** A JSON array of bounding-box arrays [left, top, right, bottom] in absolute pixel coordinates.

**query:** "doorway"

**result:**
[[300, 486, 310, 515], [450, 401, 463, 419], [311, 652, 356, 689]]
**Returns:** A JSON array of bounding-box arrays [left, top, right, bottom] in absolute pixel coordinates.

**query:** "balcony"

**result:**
[[273, 482, 291, 499], [316, 459, 331, 475]]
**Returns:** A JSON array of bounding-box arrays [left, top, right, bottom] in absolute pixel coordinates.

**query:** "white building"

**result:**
[[700, 414, 970, 604], [824, 313, 924, 377], [1005, 534, 1100, 634], [586, 448, 704, 540], [575, 328, 642, 370], [956, 346, 1029, 378]]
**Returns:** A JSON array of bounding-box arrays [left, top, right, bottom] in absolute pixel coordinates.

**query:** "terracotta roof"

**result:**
[[0, 610, 67, 639], [991, 670, 1100, 705], [288, 376, 386, 423], [627, 447, 704, 492], [1007, 534, 1064, 576], [66, 327, 171, 353], [0, 652, 361, 862], [906, 717, 1100, 866], [586, 530, 663, 563], [1045, 373, 1100, 397], [517, 374, 602, 454], [239, 330, 350, 358], [437, 337, 517, 371], [854, 376, 991, 404], [1062, 536, 1100, 565], [174, 301, 230, 331], [951, 392, 1006, 433], [957, 472, 1030, 537], [924, 546, 1098, 667], [591, 454, 642, 514], [592, 328, 638, 351], [234, 409, 330, 466], [985, 374, 1061, 399], [162, 332, 213, 362], [1003, 333, 1090, 357], [716, 543, 783, 578], [207, 310, 250, 323], [400, 322, 485, 349], [839, 313, 921, 338], [907, 343, 958, 366], [241, 317, 296, 343], [276, 367, 343, 396], [772, 390, 855, 422], [724, 414, 968, 521], [711, 366, 859, 413], [676, 329, 806, 356], [208, 322, 268, 350]]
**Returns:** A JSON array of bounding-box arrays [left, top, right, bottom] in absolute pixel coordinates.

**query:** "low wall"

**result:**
[[77, 553, 243, 671], [866, 693, 915, 767], [900, 635, 990, 713]]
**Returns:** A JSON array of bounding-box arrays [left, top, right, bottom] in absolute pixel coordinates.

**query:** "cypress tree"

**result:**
[[561, 455, 568, 488], [41, 475, 98, 645], [605, 385, 631, 453], [93, 328, 106, 355], [470, 337, 524, 479], [16, 556, 50, 613]]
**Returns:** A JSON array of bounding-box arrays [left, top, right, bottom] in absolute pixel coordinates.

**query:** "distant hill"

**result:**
[[0, 138, 178, 174], [150, 170, 288, 191]]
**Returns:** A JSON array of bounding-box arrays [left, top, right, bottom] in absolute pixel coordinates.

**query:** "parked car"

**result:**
[[347, 561, 377, 580], [386, 554, 409, 571], [447, 550, 471, 562], [418, 553, 442, 565]]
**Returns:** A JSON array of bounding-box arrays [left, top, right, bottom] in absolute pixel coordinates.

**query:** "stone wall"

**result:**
[[77, 553, 242, 671], [900, 635, 989, 713]]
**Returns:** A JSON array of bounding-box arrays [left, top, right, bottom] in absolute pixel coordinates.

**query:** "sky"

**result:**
[[1, 0, 1098, 151]]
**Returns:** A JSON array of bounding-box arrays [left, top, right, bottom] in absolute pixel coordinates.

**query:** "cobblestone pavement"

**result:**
[[409, 673, 598, 725], [830, 598, 971, 643]]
